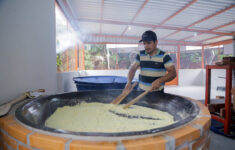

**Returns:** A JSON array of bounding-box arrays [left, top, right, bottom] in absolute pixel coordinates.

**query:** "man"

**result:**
[[124, 30, 176, 93]]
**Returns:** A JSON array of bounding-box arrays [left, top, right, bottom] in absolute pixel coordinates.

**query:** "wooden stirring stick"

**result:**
[[123, 89, 150, 109], [111, 82, 138, 104]]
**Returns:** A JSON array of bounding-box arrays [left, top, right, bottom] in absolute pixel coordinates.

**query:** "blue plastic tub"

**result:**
[[73, 76, 138, 91]]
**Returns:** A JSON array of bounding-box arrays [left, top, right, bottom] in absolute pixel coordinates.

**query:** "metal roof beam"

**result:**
[[158, 0, 197, 26], [202, 35, 222, 42], [203, 39, 233, 47], [121, 0, 149, 36], [183, 21, 235, 41], [77, 18, 233, 36], [89, 34, 202, 45], [100, 0, 104, 33], [202, 27, 235, 43], [57, 0, 77, 30], [212, 21, 235, 31], [83, 42, 201, 46], [200, 35, 233, 44], [161, 4, 235, 39], [188, 4, 235, 28]]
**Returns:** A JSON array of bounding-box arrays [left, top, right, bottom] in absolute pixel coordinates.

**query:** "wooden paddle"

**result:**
[[123, 89, 150, 109], [0, 89, 45, 117], [111, 82, 138, 104]]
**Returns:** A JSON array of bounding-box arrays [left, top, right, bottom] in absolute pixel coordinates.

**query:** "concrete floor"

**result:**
[[165, 86, 235, 150], [209, 131, 235, 150]]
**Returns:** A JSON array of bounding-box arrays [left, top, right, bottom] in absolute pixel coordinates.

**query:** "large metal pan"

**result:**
[[15, 90, 199, 137]]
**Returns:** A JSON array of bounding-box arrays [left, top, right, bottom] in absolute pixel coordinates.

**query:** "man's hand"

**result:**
[[150, 65, 176, 92], [122, 83, 132, 94], [150, 79, 162, 92], [122, 63, 139, 94]]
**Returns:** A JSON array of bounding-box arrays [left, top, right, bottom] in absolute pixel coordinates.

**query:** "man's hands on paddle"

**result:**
[[123, 82, 132, 94], [150, 79, 162, 92]]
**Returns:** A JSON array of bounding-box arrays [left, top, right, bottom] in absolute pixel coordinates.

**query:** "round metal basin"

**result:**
[[15, 90, 199, 137]]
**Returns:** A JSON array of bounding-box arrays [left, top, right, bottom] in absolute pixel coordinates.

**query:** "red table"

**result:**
[[205, 65, 235, 134]]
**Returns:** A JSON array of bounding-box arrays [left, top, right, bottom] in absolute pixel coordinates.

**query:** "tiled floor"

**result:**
[[165, 85, 235, 150]]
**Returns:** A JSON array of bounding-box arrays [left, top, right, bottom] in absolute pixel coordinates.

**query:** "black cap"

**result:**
[[139, 30, 157, 43]]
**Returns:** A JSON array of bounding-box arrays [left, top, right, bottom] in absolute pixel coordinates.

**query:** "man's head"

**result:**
[[139, 30, 158, 55]]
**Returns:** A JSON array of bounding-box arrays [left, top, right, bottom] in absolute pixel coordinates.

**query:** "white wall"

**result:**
[[178, 69, 205, 86], [57, 72, 79, 93], [56, 69, 231, 100], [0, 0, 56, 105], [57, 69, 206, 93], [56, 68, 232, 93]]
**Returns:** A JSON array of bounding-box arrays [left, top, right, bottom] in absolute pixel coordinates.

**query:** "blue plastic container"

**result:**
[[73, 76, 138, 91]]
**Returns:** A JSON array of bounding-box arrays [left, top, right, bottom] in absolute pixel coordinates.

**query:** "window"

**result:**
[[83, 44, 139, 70], [180, 50, 202, 69], [84, 44, 107, 70], [204, 46, 232, 67], [56, 5, 79, 72]]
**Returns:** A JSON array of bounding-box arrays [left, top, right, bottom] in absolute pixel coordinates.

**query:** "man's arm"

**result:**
[[123, 63, 139, 93], [151, 65, 176, 91]]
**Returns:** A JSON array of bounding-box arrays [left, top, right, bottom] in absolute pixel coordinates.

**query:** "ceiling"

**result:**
[[56, 0, 235, 46]]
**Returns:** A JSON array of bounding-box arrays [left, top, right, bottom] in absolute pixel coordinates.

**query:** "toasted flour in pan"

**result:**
[[45, 102, 175, 133]]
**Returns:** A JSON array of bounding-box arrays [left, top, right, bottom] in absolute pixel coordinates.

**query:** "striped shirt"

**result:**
[[135, 48, 174, 91]]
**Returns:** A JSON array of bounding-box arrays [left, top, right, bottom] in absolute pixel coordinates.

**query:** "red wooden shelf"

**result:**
[[211, 114, 225, 123], [205, 64, 235, 134]]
